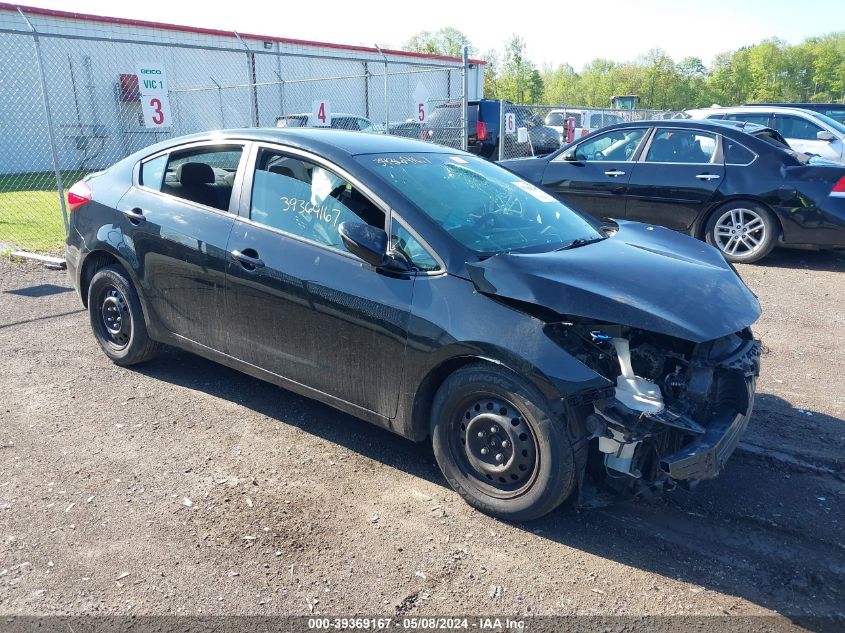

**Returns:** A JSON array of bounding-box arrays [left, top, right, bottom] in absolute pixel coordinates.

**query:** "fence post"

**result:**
[[18, 8, 69, 238], [210, 77, 226, 128], [375, 45, 389, 135], [461, 46, 469, 152], [234, 31, 259, 127], [498, 99, 505, 161], [273, 71, 286, 121]]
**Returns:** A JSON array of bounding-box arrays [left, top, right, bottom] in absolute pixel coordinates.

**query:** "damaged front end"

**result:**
[[548, 321, 761, 494], [465, 221, 764, 496]]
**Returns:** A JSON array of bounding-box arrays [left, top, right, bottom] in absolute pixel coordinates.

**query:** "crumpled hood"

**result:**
[[466, 221, 761, 343]]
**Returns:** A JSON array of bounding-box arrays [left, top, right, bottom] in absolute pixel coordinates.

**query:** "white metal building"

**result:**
[[0, 2, 484, 174]]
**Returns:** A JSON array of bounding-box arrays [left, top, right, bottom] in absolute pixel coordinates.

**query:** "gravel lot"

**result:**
[[0, 249, 843, 630]]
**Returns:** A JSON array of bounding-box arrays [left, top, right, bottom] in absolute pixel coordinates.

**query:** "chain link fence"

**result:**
[[0, 7, 470, 256], [497, 103, 684, 160]]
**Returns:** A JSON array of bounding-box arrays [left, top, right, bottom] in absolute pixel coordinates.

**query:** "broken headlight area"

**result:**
[[548, 322, 761, 496]]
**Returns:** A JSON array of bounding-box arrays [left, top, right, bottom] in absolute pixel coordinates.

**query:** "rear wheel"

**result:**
[[430, 364, 578, 521], [88, 266, 160, 366], [705, 201, 778, 263]]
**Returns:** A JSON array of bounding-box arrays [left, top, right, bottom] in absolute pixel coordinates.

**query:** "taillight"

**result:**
[[67, 181, 92, 211], [476, 121, 488, 141], [832, 176, 845, 195]]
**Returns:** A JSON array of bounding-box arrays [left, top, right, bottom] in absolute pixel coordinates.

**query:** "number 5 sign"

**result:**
[[412, 82, 430, 123], [312, 100, 332, 127], [136, 63, 172, 129]]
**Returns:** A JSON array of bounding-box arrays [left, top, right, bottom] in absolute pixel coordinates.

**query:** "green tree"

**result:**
[[498, 35, 544, 103], [402, 27, 476, 58]]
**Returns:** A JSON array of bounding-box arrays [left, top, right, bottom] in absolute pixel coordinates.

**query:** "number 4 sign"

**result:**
[[136, 63, 172, 129], [312, 100, 332, 127]]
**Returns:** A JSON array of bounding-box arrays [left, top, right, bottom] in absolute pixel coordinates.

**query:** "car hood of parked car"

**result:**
[[466, 221, 761, 343]]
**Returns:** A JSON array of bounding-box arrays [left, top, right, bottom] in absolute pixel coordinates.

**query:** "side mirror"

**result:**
[[562, 149, 577, 161], [817, 130, 835, 142], [339, 222, 388, 267]]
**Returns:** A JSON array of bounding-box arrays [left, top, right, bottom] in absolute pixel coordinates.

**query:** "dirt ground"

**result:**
[[0, 249, 843, 631]]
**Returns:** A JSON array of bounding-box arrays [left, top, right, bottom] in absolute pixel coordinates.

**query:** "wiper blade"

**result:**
[[556, 236, 606, 251]]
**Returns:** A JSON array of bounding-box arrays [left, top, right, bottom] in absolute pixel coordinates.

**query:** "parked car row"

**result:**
[[500, 118, 845, 263], [685, 105, 845, 164]]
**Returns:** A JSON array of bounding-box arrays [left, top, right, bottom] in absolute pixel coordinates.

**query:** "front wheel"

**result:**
[[430, 364, 579, 521], [705, 202, 778, 263], [88, 266, 160, 366]]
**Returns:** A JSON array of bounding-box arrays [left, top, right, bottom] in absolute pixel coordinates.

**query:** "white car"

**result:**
[[544, 109, 624, 143], [685, 106, 845, 164], [275, 113, 374, 132]]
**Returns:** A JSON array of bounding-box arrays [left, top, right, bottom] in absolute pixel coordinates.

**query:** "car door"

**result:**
[[624, 127, 724, 232], [224, 144, 416, 418], [770, 113, 841, 161], [117, 142, 248, 351], [541, 127, 648, 218]]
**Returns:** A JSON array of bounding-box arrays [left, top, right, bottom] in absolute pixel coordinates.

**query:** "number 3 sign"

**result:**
[[136, 63, 172, 129]]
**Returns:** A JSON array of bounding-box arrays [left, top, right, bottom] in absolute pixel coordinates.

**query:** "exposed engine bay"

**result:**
[[547, 321, 762, 496]]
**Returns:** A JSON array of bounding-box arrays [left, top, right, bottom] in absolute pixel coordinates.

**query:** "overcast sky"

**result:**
[[26, 0, 845, 68]]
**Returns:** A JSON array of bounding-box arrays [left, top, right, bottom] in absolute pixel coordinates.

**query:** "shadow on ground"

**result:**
[[750, 248, 845, 273], [134, 349, 844, 632]]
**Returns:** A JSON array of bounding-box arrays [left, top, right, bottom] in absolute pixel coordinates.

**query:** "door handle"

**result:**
[[124, 207, 146, 224], [696, 173, 720, 181], [231, 249, 265, 270], [604, 170, 625, 177]]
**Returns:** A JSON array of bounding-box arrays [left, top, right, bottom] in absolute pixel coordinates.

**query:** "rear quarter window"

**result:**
[[140, 154, 167, 190], [723, 139, 756, 165]]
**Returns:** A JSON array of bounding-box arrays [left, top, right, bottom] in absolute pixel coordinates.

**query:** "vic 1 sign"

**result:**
[[136, 63, 172, 129]]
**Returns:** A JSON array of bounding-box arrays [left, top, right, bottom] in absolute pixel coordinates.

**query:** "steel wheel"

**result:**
[[713, 207, 767, 258], [451, 396, 539, 499], [97, 285, 132, 349]]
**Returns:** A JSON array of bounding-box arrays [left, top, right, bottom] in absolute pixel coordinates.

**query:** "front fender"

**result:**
[[392, 274, 611, 441]]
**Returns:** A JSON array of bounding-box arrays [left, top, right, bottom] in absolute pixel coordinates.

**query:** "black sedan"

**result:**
[[66, 129, 761, 520], [500, 119, 845, 263]]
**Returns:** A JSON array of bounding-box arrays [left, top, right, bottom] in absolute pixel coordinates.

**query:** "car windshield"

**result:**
[[358, 153, 603, 254]]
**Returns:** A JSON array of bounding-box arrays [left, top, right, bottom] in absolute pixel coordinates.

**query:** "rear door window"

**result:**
[[771, 115, 823, 140], [646, 129, 717, 164], [724, 113, 771, 126], [155, 145, 244, 211]]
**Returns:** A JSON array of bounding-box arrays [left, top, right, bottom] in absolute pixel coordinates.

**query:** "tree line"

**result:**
[[403, 28, 845, 109]]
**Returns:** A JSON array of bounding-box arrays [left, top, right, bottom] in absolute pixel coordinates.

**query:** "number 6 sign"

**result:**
[[505, 112, 516, 135]]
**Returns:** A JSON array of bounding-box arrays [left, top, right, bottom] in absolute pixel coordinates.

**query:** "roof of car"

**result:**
[[138, 128, 457, 159], [687, 105, 824, 117], [279, 113, 368, 119]]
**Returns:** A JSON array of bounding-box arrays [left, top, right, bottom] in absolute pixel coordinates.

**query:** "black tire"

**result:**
[[430, 363, 578, 521], [87, 266, 160, 366], [705, 201, 778, 264]]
